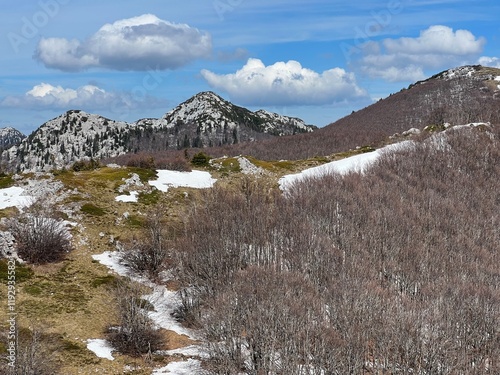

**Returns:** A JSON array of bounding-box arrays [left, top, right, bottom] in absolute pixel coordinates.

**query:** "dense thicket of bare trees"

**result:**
[[172, 125, 500, 374]]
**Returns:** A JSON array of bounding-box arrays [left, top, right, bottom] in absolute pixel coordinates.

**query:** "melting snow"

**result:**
[[152, 358, 203, 375], [86, 339, 114, 360], [279, 141, 413, 192], [92, 249, 204, 373], [144, 285, 195, 338], [92, 251, 130, 276], [115, 191, 139, 202], [149, 170, 217, 192], [0, 187, 33, 209]]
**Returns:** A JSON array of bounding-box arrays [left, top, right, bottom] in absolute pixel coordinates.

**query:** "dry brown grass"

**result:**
[[0, 165, 225, 374]]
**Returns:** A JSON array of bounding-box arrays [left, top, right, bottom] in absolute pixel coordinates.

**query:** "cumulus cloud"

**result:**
[[201, 58, 367, 106], [478, 56, 500, 68], [34, 14, 212, 71], [355, 25, 486, 82], [1, 83, 166, 111]]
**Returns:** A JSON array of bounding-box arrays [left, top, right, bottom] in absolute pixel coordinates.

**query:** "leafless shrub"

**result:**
[[121, 206, 170, 280], [7, 201, 72, 264], [0, 327, 59, 375], [106, 280, 163, 357]]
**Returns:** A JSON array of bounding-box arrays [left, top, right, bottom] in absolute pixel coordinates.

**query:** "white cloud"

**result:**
[[34, 14, 212, 71], [355, 25, 486, 82], [1, 83, 166, 111], [478, 56, 500, 68], [382, 26, 484, 56], [201, 58, 367, 106]]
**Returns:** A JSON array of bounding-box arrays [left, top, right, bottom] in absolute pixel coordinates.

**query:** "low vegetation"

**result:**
[[121, 206, 171, 280], [106, 280, 164, 357], [6, 202, 72, 264]]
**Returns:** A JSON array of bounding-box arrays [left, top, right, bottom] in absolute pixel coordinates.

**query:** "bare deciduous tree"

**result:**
[[172, 125, 500, 374]]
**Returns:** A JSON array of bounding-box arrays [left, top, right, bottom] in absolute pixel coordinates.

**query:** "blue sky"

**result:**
[[1, 0, 499, 133]]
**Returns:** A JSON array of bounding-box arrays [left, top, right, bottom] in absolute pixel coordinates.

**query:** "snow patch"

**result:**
[[152, 358, 203, 375], [92, 251, 198, 340], [279, 141, 413, 192], [92, 251, 129, 277], [86, 339, 114, 360], [149, 170, 217, 192], [143, 285, 196, 339], [115, 191, 138, 203], [0, 187, 33, 209], [163, 345, 207, 358]]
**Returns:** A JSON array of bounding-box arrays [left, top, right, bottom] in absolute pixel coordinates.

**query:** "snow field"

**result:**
[[279, 141, 413, 192], [148, 170, 217, 192]]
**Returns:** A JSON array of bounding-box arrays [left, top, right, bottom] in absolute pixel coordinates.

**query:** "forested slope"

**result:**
[[172, 124, 500, 374]]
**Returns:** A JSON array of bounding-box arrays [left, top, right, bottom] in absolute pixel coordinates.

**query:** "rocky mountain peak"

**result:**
[[2, 92, 316, 172], [0, 127, 25, 150]]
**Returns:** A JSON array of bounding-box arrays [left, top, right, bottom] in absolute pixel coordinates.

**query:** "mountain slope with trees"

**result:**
[[200, 65, 500, 161], [173, 123, 500, 374], [1, 92, 315, 173]]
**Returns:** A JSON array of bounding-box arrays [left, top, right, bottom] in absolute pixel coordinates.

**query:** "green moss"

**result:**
[[217, 157, 241, 173], [19, 280, 89, 315], [61, 339, 85, 352], [273, 160, 295, 170], [0, 207, 18, 219], [90, 275, 116, 288], [81, 203, 106, 216], [358, 145, 376, 153], [24, 284, 43, 296], [138, 190, 161, 205], [191, 152, 211, 167], [127, 167, 157, 183], [0, 260, 34, 283], [125, 215, 145, 228], [424, 124, 446, 132], [0, 174, 14, 189], [59, 338, 100, 366]]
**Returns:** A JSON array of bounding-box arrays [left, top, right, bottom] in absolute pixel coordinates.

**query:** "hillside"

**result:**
[[200, 65, 500, 161], [0, 122, 498, 374], [1, 92, 315, 173]]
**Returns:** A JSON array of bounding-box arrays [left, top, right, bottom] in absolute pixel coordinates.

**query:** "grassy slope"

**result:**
[[0, 156, 322, 374]]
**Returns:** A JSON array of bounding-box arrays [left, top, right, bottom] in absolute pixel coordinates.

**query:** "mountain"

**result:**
[[0, 127, 25, 151], [322, 65, 500, 142], [141, 91, 315, 136], [2, 92, 316, 172], [204, 65, 500, 162]]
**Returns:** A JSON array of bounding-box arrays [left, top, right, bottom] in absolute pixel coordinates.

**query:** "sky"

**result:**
[[1, 0, 499, 134]]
